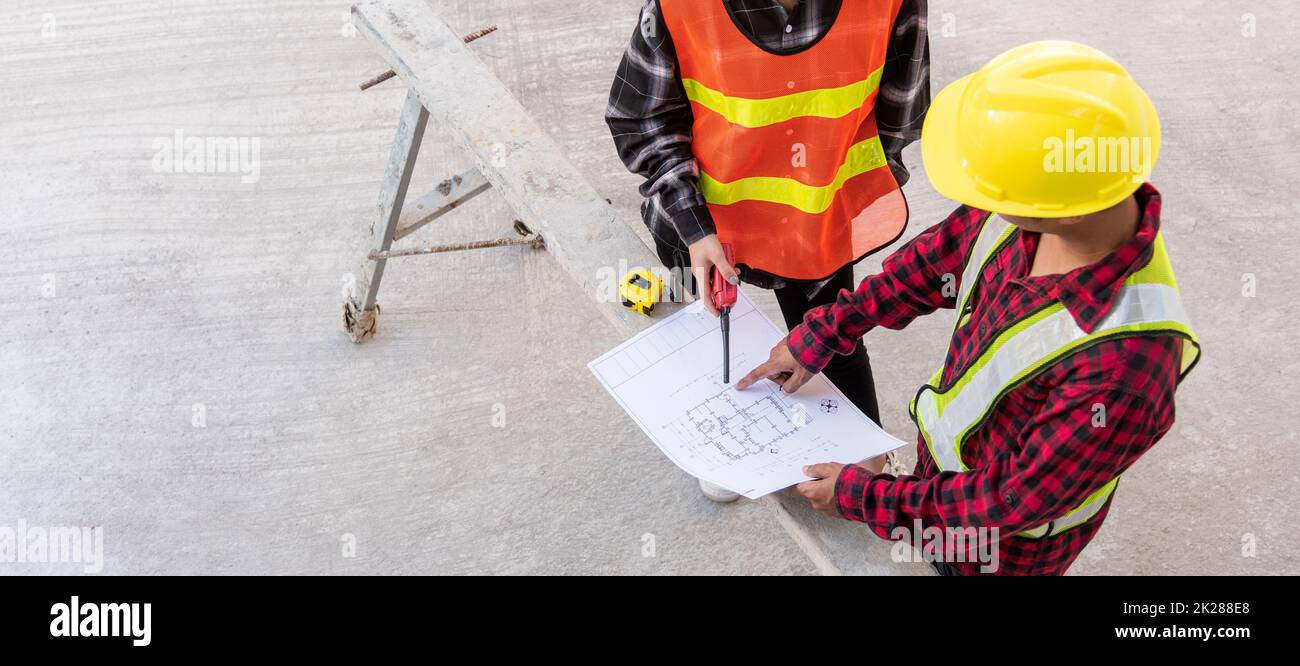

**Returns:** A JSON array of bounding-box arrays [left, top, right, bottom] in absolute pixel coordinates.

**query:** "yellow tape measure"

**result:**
[[619, 269, 665, 317]]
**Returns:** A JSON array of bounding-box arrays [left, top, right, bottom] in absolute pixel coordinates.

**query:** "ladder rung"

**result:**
[[370, 235, 543, 259], [393, 168, 492, 241]]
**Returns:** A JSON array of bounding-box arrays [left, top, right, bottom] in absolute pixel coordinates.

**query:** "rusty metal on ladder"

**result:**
[[359, 25, 498, 91], [369, 221, 544, 259]]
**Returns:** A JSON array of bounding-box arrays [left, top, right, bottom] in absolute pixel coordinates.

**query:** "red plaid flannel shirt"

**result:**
[[787, 184, 1186, 575]]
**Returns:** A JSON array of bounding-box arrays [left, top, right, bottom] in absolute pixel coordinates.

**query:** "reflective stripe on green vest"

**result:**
[[908, 214, 1201, 539]]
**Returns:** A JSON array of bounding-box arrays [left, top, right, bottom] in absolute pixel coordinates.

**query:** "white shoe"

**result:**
[[698, 479, 741, 503]]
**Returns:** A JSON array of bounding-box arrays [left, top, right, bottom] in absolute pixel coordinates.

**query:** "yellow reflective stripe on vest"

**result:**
[[917, 282, 1194, 469], [911, 216, 1200, 539], [1019, 478, 1121, 538], [682, 66, 884, 129], [699, 136, 888, 214], [955, 215, 1014, 321]]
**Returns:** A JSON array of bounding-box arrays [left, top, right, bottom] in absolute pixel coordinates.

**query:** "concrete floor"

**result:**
[[1, 0, 1296, 575]]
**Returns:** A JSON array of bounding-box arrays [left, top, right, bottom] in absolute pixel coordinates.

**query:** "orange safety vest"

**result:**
[[660, 0, 908, 281]]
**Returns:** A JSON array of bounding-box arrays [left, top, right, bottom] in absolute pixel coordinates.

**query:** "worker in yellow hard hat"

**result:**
[[737, 41, 1200, 575]]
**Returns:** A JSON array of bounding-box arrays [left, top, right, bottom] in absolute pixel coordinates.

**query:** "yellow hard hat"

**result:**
[[921, 41, 1160, 218]]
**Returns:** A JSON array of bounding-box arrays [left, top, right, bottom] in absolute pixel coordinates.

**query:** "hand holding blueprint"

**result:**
[[588, 291, 905, 499]]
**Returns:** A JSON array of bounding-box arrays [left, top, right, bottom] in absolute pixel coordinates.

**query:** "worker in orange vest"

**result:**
[[606, 0, 930, 502]]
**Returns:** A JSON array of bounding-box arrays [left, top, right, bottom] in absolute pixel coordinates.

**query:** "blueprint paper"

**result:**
[[588, 291, 905, 499]]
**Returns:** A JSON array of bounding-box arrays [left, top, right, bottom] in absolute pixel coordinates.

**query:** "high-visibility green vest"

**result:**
[[908, 214, 1201, 539]]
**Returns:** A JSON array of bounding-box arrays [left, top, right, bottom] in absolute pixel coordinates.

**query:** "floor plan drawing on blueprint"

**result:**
[[673, 385, 807, 462], [589, 291, 904, 499]]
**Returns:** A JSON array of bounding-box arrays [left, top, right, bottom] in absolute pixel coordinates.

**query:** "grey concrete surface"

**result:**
[[1, 0, 1296, 575]]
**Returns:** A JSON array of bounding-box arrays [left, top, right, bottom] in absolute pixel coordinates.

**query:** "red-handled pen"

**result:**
[[710, 243, 738, 383]]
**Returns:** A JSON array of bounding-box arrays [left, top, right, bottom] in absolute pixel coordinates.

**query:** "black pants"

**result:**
[[773, 266, 881, 426]]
